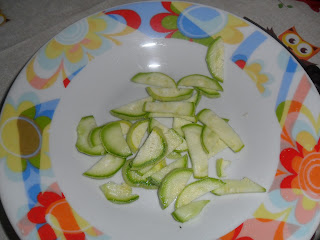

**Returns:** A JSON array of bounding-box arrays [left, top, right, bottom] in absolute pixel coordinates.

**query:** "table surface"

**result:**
[[0, 0, 319, 239]]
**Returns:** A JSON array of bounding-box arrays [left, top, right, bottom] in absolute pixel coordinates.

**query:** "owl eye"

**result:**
[[285, 33, 300, 46], [297, 43, 312, 56]]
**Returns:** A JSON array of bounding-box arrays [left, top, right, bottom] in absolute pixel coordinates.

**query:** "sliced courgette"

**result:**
[[201, 125, 220, 154], [110, 97, 152, 120], [101, 121, 132, 158], [158, 168, 193, 209], [144, 102, 195, 116], [212, 177, 266, 195], [173, 117, 192, 137], [146, 87, 193, 102], [119, 120, 132, 135], [138, 128, 182, 170], [216, 158, 231, 178], [196, 87, 221, 98], [177, 74, 223, 91], [131, 72, 177, 88], [164, 129, 184, 155], [174, 138, 188, 153], [186, 90, 202, 107], [136, 158, 167, 176], [206, 36, 224, 82], [89, 120, 131, 148], [148, 118, 169, 133], [175, 177, 224, 208], [197, 109, 244, 152], [131, 127, 167, 169], [122, 159, 158, 189], [126, 119, 149, 153], [182, 124, 209, 178], [167, 151, 182, 159], [89, 125, 104, 147], [149, 155, 188, 186], [100, 182, 139, 204], [208, 139, 228, 158], [83, 154, 126, 179], [172, 200, 210, 223], [75, 116, 106, 156], [147, 113, 197, 122]]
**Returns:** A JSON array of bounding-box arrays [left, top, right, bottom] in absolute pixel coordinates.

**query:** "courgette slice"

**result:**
[[196, 87, 221, 98], [89, 120, 131, 148], [174, 138, 188, 153], [177, 74, 223, 91], [139, 128, 183, 170], [126, 119, 149, 153], [173, 117, 193, 137], [172, 200, 210, 223], [119, 120, 132, 135], [197, 109, 244, 152], [212, 177, 266, 195], [164, 129, 184, 154], [131, 127, 167, 169], [182, 124, 209, 178], [122, 158, 159, 189], [144, 102, 195, 116], [175, 178, 224, 208], [158, 168, 193, 209], [206, 36, 224, 82], [147, 113, 197, 122], [110, 97, 152, 121], [167, 151, 182, 159], [100, 121, 132, 158], [216, 158, 231, 178], [75, 116, 106, 156], [208, 139, 228, 158], [186, 90, 202, 107], [148, 118, 169, 133], [136, 158, 167, 176], [146, 87, 193, 102], [131, 72, 177, 88], [201, 125, 220, 154], [89, 125, 104, 147], [149, 155, 188, 186], [83, 154, 126, 179], [100, 182, 139, 204]]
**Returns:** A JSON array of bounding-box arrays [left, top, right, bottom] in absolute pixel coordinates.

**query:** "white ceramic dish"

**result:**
[[0, 2, 319, 240]]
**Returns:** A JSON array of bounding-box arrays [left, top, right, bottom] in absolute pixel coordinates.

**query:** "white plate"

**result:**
[[0, 2, 319, 240]]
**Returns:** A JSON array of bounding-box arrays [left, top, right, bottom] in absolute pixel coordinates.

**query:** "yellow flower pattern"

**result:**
[[0, 100, 52, 172], [243, 62, 269, 94], [45, 16, 107, 64]]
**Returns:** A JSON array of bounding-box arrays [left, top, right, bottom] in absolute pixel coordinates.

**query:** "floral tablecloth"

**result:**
[[0, 0, 319, 239]]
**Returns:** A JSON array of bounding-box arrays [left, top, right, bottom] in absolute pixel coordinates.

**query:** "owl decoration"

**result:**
[[262, 24, 320, 92], [278, 26, 320, 61]]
